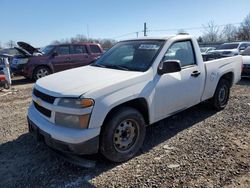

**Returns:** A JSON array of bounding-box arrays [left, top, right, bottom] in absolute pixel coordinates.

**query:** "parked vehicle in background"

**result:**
[[207, 42, 250, 59], [0, 58, 3, 71], [0, 48, 21, 71], [0, 48, 22, 56], [202, 42, 250, 61], [27, 34, 242, 162], [200, 47, 216, 55], [11, 42, 103, 80], [241, 46, 250, 77]]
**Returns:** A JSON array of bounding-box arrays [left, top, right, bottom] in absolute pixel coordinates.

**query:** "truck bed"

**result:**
[[202, 55, 242, 101]]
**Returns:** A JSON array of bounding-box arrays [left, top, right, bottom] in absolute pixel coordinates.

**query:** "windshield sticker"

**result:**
[[139, 44, 160, 50]]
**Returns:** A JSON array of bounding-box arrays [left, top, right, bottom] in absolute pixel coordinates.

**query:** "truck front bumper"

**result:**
[[27, 104, 100, 155], [10, 63, 25, 75]]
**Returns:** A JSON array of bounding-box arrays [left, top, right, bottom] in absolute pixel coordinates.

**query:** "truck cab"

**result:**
[[27, 35, 242, 162]]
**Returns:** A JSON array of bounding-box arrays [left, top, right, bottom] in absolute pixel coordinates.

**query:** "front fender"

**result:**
[[88, 93, 141, 129]]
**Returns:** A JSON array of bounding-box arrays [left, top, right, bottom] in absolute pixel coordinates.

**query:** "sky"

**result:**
[[0, 0, 249, 47]]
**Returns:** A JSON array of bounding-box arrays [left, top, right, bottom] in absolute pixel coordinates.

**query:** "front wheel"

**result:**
[[210, 79, 230, 110], [100, 107, 146, 162], [33, 66, 51, 81]]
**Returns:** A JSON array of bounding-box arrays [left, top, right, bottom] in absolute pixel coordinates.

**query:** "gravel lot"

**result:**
[[0, 77, 249, 188]]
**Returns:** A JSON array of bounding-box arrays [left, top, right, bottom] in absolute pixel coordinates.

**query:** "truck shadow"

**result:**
[[0, 103, 217, 187], [11, 76, 33, 86]]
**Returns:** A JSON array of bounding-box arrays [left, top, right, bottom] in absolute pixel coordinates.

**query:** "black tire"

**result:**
[[33, 66, 51, 81], [210, 79, 230, 110], [100, 107, 146, 162]]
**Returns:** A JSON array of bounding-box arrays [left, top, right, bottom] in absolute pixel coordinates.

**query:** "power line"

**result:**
[[113, 31, 141, 39], [149, 22, 241, 32], [112, 22, 242, 39]]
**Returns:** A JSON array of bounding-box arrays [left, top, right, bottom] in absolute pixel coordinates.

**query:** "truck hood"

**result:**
[[14, 47, 32, 57], [17, 41, 40, 55], [35, 66, 146, 97]]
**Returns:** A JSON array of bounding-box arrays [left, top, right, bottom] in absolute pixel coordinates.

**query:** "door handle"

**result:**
[[191, 70, 201, 77], [66, 57, 71, 61]]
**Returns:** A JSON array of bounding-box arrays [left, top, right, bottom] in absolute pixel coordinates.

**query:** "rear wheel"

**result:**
[[210, 79, 230, 110], [100, 107, 146, 162], [33, 66, 51, 80]]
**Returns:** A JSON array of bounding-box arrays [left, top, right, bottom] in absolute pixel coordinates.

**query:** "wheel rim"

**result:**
[[36, 68, 49, 79], [218, 85, 228, 104], [113, 119, 139, 153]]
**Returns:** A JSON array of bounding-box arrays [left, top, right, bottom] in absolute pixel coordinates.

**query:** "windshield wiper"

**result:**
[[92, 63, 131, 71], [92, 63, 106, 68], [105, 64, 130, 71]]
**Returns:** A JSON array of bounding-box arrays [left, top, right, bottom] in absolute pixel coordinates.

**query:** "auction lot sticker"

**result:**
[[139, 44, 160, 50]]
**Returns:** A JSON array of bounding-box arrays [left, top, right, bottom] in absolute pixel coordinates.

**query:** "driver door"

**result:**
[[51, 45, 71, 72], [154, 40, 204, 120]]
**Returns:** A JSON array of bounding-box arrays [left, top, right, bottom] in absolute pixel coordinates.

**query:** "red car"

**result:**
[[11, 42, 103, 80]]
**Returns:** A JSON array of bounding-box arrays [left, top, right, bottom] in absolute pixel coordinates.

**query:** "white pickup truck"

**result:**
[[28, 35, 242, 162]]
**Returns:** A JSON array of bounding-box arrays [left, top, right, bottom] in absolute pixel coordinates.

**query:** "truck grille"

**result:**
[[33, 88, 56, 104], [34, 102, 51, 118]]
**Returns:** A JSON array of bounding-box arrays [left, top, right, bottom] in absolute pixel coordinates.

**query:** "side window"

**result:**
[[90, 45, 101, 53], [239, 43, 246, 49], [56, 46, 70, 55], [72, 45, 87, 54], [163, 41, 196, 67], [241, 43, 250, 49]]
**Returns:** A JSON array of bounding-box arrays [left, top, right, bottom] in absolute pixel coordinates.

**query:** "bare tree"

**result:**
[[52, 34, 116, 50], [51, 40, 61, 45], [5, 40, 16, 48], [197, 36, 203, 43], [71, 34, 87, 43], [237, 13, 250, 40], [100, 39, 116, 49], [202, 21, 220, 42], [221, 24, 238, 42]]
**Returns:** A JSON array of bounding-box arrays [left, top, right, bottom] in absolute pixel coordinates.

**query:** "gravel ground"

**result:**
[[0, 77, 249, 188]]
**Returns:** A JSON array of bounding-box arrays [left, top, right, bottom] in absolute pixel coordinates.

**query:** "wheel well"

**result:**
[[219, 72, 234, 87], [103, 98, 150, 126]]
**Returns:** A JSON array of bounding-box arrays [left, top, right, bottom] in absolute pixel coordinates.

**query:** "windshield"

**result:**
[[216, 43, 239, 50], [40, 45, 55, 55], [92, 40, 164, 72]]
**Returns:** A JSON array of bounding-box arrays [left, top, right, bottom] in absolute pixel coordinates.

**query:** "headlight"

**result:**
[[58, 98, 94, 108], [17, 58, 29, 64], [55, 112, 90, 129]]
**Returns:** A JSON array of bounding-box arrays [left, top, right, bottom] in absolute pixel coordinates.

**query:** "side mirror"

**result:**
[[158, 60, 181, 75], [51, 51, 58, 57]]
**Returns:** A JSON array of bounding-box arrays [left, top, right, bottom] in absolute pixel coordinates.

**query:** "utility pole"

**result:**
[[87, 24, 90, 41], [144, 22, 147, 37]]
